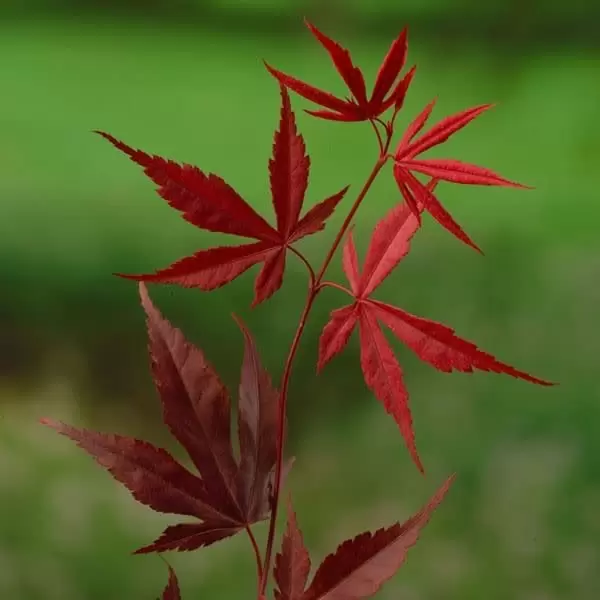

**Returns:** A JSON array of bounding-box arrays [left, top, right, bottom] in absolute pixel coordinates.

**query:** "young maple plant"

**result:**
[[41, 19, 553, 599]]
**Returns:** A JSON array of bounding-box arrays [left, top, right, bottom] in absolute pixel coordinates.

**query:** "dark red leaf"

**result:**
[[140, 283, 242, 518], [101, 88, 346, 306], [371, 28, 408, 109], [161, 565, 181, 600], [371, 300, 554, 385], [136, 522, 240, 554], [96, 131, 278, 242], [274, 501, 311, 600], [400, 158, 529, 188], [234, 315, 279, 521], [39, 419, 225, 522], [305, 20, 368, 106], [303, 476, 454, 599], [42, 285, 286, 556], [357, 305, 422, 472], [270, 86, 310, 237], [317, 305, 359, 372]]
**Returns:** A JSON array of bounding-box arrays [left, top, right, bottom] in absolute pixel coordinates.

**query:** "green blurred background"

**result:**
[[1, 1, 599, 598]]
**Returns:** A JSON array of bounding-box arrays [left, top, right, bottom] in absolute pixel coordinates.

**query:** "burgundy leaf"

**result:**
[[371, 300, 554, 385], [96, 131, 278, 242], [371, 28, 408, 109], [357, 306, 422, 472], [317, 305, 359, 372], [303, 476, 454, 599], [161, 565, 181, 600], [270, 86, 310, 236], [40, 419, 225, 522], [135, 522, 240, 554], [235, 316, 279, 521], [140, 283, 242, 518], [274, 501, 311, 600]]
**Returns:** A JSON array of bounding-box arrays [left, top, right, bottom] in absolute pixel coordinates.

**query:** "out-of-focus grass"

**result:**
[[0, 20, 599, 600]]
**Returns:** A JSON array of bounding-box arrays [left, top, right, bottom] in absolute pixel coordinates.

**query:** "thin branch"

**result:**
[[245, 525, 263, 590], [289, 246, 316, 289]]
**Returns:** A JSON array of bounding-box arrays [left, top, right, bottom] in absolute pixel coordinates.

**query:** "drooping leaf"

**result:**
[[99, 87, 347, 306], [235, 315, 279, 521], [302, 476, 454, 599], [267, 21, 415, 122], [274, 501, 311, 600], [41, 284, 288, 554]]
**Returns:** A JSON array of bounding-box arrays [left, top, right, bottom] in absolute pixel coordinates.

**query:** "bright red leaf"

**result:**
[[266, 20, 413, 122], [318, 200, 553, 471], [41, 283, 285, 554], [97, 86, 348, 306], [274, 476, 454, 600], [393, 102, 529, 252]]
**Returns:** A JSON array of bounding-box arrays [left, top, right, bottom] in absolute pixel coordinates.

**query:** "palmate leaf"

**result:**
[[274, 477, 454, 600], [97, 86, 348, 306], [42, 283, 286, 554], [266, 19, 413, 122], [318, 196, 553, 471], [393, 102, 530, 252]]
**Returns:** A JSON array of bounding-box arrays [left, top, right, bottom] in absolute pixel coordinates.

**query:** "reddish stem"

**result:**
[[258, 148, 391, 597], [245, 525, 263, 590]]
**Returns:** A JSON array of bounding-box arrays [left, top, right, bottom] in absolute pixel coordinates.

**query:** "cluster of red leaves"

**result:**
[[97, 86, 348, 306], [43, 283, 282, 555], [40, 18, 554, 600]]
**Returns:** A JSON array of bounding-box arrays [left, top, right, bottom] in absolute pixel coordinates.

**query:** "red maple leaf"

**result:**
[[393, 101, 530, 252], [318, 194, 553, 471], [266, 19, 415, 122], [96, 86, 348, 306], [41, 283, 285, 554], [274, 476, 454, 600], [160, 564, 181, 600]]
